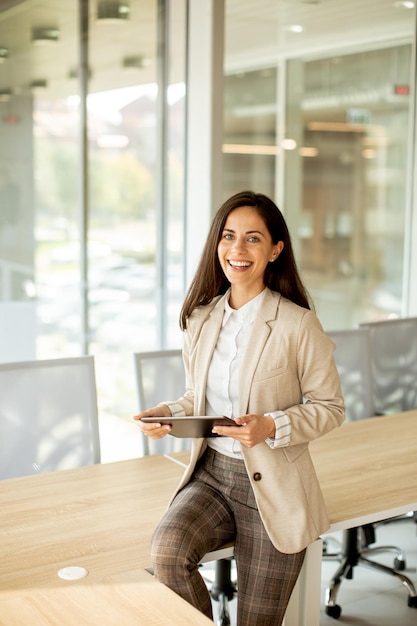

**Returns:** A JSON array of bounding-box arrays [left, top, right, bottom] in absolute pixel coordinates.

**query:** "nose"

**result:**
[[231, 235, 247, 253]]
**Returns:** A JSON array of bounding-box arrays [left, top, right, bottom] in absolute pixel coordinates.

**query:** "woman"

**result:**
[[134, 190, 344, 625]]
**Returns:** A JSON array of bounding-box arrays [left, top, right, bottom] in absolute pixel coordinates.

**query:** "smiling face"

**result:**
[[217, 205, 283, 308]]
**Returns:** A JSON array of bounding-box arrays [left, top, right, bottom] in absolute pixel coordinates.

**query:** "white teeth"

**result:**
[[229, 260, 251, 267]]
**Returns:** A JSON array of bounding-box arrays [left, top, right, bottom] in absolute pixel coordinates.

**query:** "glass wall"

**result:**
[[1, 0, 416, 461], [223, 0, 415, 331], [300, 45, 412, 329], [87, 0, 187, 436], [223, 67, 278, 199], [0, 0, 187, 460]]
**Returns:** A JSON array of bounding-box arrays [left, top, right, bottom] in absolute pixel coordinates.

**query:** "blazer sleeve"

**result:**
[[279, 308, 345, 445]]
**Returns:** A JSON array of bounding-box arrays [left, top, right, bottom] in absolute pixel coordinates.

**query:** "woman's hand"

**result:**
[[133, 404, 172, 439], [212, 414, 275, 448]]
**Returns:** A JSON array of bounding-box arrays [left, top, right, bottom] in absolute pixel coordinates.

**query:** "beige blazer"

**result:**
[[171, 288, 345, 554]]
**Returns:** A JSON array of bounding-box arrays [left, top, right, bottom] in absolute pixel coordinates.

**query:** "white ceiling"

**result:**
[[225, 0, 414, 71], [0, 0, 414, 97]]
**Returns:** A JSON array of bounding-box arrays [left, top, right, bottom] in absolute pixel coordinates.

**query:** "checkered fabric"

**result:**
[[151, 447, 305, 625]]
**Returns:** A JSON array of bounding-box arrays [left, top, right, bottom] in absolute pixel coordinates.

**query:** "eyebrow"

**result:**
[[223, 228, 265, 236]]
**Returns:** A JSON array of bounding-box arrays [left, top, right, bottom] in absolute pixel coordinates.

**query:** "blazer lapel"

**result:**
[[239, 289, 281, 414], [193, 293, 228, 414]]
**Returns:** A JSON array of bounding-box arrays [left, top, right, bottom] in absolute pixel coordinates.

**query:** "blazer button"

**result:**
[[253, 472, 262, 481]]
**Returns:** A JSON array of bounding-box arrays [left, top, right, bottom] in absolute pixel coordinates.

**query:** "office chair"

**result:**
[[0, 356, 100, 480], [133, 349, 192, 455], [359, 316, 417, 415], [133, 349, 236, 626], [360, 317, 417, 523], [323, 329, 417, 619]]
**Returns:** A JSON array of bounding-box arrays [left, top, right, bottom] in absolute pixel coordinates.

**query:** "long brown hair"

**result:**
[[180, 190, 312, 329]]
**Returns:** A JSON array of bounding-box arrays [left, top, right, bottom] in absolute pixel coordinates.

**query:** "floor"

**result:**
[[207, 518, 417, 626]]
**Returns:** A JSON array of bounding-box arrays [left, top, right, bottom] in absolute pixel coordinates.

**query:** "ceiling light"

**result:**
[[393, 1, 415, 7], [362, 149, 376, 159], [281, 138, 297, 150], [222, 144, 279, 155], [30, 79, 48, 93], [286, 24, 304, 33], [123, 55, 145, 70], [308, 121, 373, 133], [32, 27, 60, 45], [0, 89, 12, 102], [97, 1, 130, 22], [299, 147, 318, 157], [68, 67, 93, 80], [0, 47, 8, 62]]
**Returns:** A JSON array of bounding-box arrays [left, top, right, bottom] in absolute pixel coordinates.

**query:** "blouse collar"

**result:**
[[222, 288, 265, 327]]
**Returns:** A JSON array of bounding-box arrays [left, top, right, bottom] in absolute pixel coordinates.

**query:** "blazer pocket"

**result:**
[[282, 443, 307, 463], [252, 365, 288, 382]]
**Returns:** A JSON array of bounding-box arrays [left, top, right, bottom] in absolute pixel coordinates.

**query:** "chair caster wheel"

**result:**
[[216, 612, 231, 626], [215, 593, 231, 626], [407, 595, 417, 608], [394, 557, 406, 571], [325, 604, 342, 619]]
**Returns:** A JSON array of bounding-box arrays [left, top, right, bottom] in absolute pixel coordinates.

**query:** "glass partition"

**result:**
[[87, 2, 159, 423], [0, 0, 187, 460], [0, 1, 81, 362], [300, 45, 412, 328], [223, 67, 278, 199], [87, 0, 187, 427], [224, 0, 415, 330]]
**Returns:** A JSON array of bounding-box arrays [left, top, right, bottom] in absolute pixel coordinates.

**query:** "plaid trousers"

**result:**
[[151, 447, 305, 626]]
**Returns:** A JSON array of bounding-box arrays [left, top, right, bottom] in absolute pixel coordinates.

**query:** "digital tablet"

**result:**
[[140, 415, 239, 438]]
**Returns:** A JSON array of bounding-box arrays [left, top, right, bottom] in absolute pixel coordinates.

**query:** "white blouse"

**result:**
[[162, 289, 291, 457], [205, 291, 264, 457]]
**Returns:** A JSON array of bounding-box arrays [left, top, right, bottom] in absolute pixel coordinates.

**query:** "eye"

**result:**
[[223, 232, 234, 240], [248, 235, 260, 243]]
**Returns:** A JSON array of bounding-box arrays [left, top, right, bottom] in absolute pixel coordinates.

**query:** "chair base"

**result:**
[[324, 527, 417, 620], [210, 559, 237, 626]]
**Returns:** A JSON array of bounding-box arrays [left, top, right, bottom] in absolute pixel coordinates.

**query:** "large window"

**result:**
[[0, 0, 187, 461]]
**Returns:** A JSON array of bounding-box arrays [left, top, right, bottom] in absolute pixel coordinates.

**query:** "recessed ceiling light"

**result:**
[[68, 67, 93, 80], [32, 27, 60, 45], [286, 24, 304, 33], [0, 89, 12, 102], [299, 146, 318, 157], [281, 138, 297, 150], [123, 55, 145, 69], [97, 1, 130, 22], [30, 79, 48, 92]]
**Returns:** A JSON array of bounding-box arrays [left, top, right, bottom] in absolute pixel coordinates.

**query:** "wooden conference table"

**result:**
[[0, 454, 212, 625], [1, 411, 417, 625]]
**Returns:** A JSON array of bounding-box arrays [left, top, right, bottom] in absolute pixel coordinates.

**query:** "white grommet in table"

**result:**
[[57, 566, 89, 580]]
